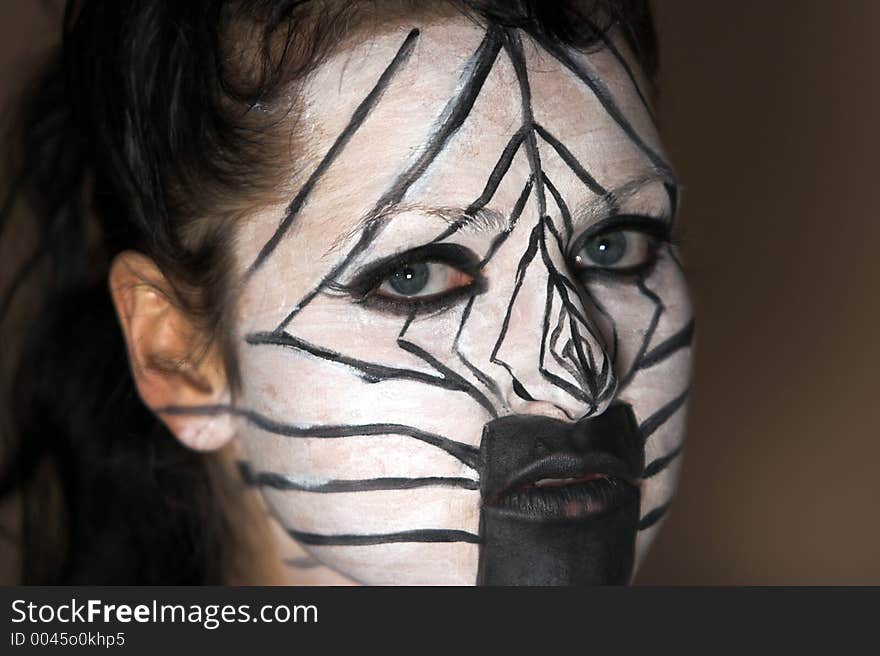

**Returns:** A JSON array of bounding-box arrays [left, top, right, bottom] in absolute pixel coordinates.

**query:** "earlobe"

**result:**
[[108, 251, 235, 451]]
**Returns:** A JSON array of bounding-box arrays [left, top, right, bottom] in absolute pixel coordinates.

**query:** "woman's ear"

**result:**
[[108, 251, 234, 451]]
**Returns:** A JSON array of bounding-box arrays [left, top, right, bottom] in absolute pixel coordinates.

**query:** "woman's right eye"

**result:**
[[342, 243, 486, 314], [374, 261, 475, 300]]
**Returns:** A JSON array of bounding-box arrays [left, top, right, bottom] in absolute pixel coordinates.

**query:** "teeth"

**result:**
[[534, 477, 582, 487], [532, 474, 607, 488]]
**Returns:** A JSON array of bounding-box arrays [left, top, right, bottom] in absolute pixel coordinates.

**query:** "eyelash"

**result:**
[[339, 243, 486, 316], [569, 215, 673, 279], [339, 215, 674, 315]]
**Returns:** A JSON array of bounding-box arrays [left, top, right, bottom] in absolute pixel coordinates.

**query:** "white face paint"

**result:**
[[229, 16, 692, 585]]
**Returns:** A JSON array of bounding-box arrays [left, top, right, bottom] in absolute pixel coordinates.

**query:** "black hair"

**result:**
[[0, 0, 659, 584]]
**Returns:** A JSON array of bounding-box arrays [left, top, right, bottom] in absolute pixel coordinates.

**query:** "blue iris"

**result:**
[[388, 262, 430, 295], [585, 232, 627, 266]]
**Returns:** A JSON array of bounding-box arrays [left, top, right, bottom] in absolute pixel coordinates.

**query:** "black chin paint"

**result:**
[[477, 403, 644, 585]]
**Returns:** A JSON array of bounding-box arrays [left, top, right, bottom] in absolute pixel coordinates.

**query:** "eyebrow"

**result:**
[[571, 172, 680, 225], [326, 205, 508, 256], [326, 172, 679, 257]]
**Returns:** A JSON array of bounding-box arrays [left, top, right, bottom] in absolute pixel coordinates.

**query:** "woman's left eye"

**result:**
[[375, 261, 474, 299], [573, 229, 660, 273]]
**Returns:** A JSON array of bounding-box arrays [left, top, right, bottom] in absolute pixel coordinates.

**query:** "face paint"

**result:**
[[179, 16, 693, 584], [477, 404, 644, 585]]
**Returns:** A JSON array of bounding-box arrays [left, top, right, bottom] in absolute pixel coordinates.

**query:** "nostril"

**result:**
[[511, 378, 535, 402]]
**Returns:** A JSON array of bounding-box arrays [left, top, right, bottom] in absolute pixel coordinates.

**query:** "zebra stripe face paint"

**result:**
[[192, 16, 693, 584]]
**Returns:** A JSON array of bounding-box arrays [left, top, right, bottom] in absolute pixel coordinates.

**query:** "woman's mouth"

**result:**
[[476, 407, 645, 584], [477, 406, 645, 522], [484, 451, 640, 520], [489, 473, 639, 520]]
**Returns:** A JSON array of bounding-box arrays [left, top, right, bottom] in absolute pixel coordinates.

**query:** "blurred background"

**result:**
[[638, 1, 880, 584], [1, 1, 878, 584]]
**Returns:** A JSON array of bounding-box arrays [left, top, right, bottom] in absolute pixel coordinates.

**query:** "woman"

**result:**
[[0, 0, 692, 585]]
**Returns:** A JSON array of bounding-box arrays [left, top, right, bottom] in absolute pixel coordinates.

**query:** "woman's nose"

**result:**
[[490, 218, 617, 420]]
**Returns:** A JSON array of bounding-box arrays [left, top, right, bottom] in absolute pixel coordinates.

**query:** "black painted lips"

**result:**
[[488, 450, 637, 502], [475, 404, 645, 585], [486, 450, 640, 519], [478, 402, 645, 507]]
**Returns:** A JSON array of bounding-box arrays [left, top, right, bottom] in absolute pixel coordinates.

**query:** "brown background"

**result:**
[[2, 2, 878, 584], [638, 1, 880, 584]]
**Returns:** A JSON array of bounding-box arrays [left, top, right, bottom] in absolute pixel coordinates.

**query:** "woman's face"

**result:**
[[231, 16, 692, 585]]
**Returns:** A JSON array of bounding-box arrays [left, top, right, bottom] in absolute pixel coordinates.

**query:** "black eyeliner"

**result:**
[[568, 214, 671, 260], [570, 214, 671, 281], [360, 283, 485, 317], [575, 249, 663, 281], [336, 242, 486, 315]]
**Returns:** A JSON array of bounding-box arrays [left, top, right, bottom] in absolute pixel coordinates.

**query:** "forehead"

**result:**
[[236, 16, 669, 325]]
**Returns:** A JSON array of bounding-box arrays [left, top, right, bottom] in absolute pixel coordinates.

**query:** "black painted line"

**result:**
[[447, 181, 541, 410], [541, 209, 620, 367], [398, 311, 415, 339], [411, 343, 494, 409], [537, 218, 604, 402], [642, 444, 683, 479], [275, 221, 384, 330], [248, 330, 451, 388], [540, 208, 613, 403], [274, 28, 503, 331], [489, 221, 543, 359], [242, 468, 480, 493], [638, 501, 671, 531], [468, 126, 530, 213], [249, 325, 498, 416], [568, 312, 599, 400], [429, 127, 529, 244], [638, 319, 695, 370], [530, 214, 606, 412], [543, 174, 574, 244], [557, 342, 594, 404], [638, 387, 689, 444], [541, 271, 579, 389], [536, 36, 675, 191], [395, 337, 498, 418], [543, 310, 593, 402], [452, 296, 504, 401], [619, 277, 664, 390], [534, 123, 607, 198], [288, 528, 481, 546], [489, 222, 544, 400], [502, 30, 546, 216], [539, 216, 609, 335], [372, 26, 505, 213], [543, 285, 595, 406], [159, 403, 479, 468], [246, 29, 420, 278], [479, 176, 534, 266], [545, 294, 586, 390], [457, 354, 504, 402], [452, 295, 476, 348]]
